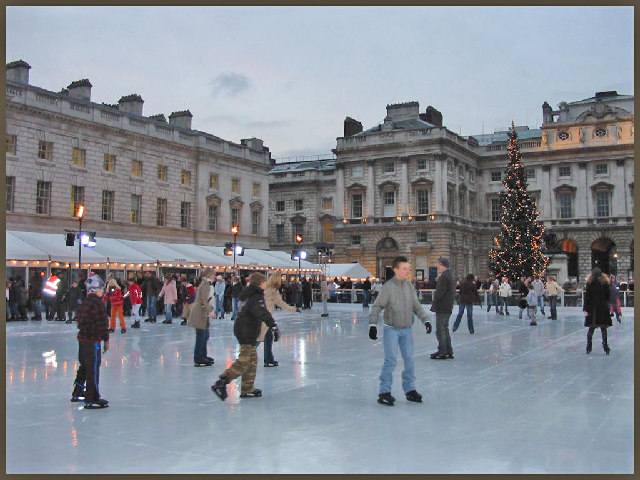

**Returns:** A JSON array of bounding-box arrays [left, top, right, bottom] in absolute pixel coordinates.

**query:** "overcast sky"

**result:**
[[6, 6, 634, 159]]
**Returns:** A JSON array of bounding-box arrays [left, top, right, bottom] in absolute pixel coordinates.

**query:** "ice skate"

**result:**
[[194, 359, 214, 367], [264, 361, 279, 367], [131, 321, 140, 329], [430, 352, 447, 360], [240, 388, 262, 398], [211, 377, 229, 401], [405, 390, 422, 403], [121, 328, 126, 334], [377, 392, 395, 406], [84, 398, 109, 409]]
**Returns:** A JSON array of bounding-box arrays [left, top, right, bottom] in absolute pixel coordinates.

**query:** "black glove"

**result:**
[[369, 325, 377, 340], [272, 325, 280, 342], [424, 322, 432, 334]]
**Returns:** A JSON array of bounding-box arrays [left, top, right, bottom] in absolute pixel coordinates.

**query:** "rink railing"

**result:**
[[312, 289, 634, 308]]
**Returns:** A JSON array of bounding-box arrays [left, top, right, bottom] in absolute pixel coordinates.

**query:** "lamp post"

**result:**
[[231, 225, 239, 273], [295, 234, 303, 281], [76, 204, 84, 280]]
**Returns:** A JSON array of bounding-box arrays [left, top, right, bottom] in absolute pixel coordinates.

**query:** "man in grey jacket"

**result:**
[[369, 256, 432, 406], [430, 257, 455, 360]]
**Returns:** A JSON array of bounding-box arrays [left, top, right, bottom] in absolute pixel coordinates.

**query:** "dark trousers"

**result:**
[[453, 304, 474, 332], [549, 295, 558, 319], [362, 290, 371, 308], [435, 313, 453, 355], [73, 341, 102, 402], [194, 328, 210, 362], [587, 326, 608, 348], [263, 329, 275, 363]]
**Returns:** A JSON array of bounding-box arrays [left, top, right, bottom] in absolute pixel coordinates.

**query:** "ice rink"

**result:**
[[5, 303, 634, 474]]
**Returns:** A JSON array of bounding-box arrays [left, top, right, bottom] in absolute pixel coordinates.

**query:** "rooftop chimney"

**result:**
[[241, 137, 264, 151], [67, 79, 92, 101], [168, 110, 193, 130], [595, 91, 618, 100], [385, 101, 420, 122], [118, 94, 144, 116], [419, 106, 443, 127], [344, 117, 363, 137], [149, 114, 167, 123], [6, 60, 31, 84]]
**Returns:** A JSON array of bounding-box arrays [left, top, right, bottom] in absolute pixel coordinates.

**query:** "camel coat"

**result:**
[[187, 280, 214, 330], [257, 287, 296, 341]]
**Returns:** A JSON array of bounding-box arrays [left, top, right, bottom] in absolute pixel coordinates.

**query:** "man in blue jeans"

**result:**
[[369, 256, 432, 406]]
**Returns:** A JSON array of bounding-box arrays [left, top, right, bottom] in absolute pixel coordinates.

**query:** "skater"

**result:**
[[368, 256, 432, 406], [301, 277, 312, 310], [263, 274, 299, 367], [609, 279, 622, 323], [452, 274, 479, 334], [320, 275, 330, 317], [517, 277, 530, 319], [230, 276, 243, 321], [362, 277, 372, 308], [187, 269, 217, 367], [498, 277, 512, 316], [142, 271, 162, 323], [180, 278, 196, 325], [71, 273, 110, 409], [532, 276, 546, 316], [525, 283, 538, 326], [583, 268, 618, 354], [158, 275, 177, 324], [104, 283, 126, 333], [126, 278, 143, 329], [213, 276, 226, 320], [487, 278, 500, 313], [430, 257, 455, 360], [65, 280, 82, 324], [212, 273, 279, 401], [546, 276, 563, 320], [28, 272, 44, 321]]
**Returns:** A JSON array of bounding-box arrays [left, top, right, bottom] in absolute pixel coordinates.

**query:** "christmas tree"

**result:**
[[489, 122, 549, 280]]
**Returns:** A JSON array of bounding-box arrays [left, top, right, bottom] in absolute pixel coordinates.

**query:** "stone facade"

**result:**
[[269, 95, 634, 283], [5, 61, 272, 249]]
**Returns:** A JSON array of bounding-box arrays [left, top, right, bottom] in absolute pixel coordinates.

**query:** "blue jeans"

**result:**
[[194, 328, 210, 362], [231, 297, 240, 320], [10, 302, 19, 318], [147, 296, 158, 319], [32, 299, 42, 317], [164, 304, 173, 322], [379, 326, 415, 394], [362, 290, 370, 308], [549, 295, 557, 318], [453, 304, 474, 332], [263, 329, 275, 363], [486, 295, 499, 312], [537, 295, 545, 313], [499, 297, 510, 314], [215, 295, 225, 319]]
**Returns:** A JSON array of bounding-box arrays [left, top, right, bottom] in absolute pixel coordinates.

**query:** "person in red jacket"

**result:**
[[104, 283, 126, 333], [126, 278, 143, 329]]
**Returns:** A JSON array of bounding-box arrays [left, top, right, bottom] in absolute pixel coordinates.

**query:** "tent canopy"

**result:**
[[323, 263, 374, 280]]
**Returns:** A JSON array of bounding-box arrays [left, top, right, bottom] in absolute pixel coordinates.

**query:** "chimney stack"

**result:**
[[6, 60, 31, 84], [344, 117, 363, 137], [118, 94, 144, 116], [419, 106, 443, 127], [168, 110, 193, 130], [241, 137, 264, 151], [67, 79, 92, 101]]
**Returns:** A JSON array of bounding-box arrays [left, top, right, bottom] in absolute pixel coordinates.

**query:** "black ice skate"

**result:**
[[405, 390, 423, 403], [180, 319, 187, 325], [131, 321, 140, 329], [70, 391, 86, 402], [211, 377, 229, 401], [240, 388, 262, 398], [603, 342, 610, 355], [84, 398, 109, 409], [377, 392, 395, 406], [121, 328, 126, 334], [264, 361, 279, 367], [194, 360, 214, 367], [430, 352, 447, 360]]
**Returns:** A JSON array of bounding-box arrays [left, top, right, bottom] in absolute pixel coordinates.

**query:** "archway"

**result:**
[[591, 237, 616, 275], [376, 237, 399, 281], [561, 239, 579, 279]]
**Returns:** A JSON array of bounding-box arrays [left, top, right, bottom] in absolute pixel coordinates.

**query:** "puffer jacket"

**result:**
[[233, 284, 276, 345]]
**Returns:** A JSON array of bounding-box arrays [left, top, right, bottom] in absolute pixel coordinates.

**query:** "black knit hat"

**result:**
[[438, 257, 450, 268]]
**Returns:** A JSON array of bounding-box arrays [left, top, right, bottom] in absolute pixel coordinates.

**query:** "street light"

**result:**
[[76, 204, 84, 280], [231, 225, 239, 273], [293, 234, 305, 280]]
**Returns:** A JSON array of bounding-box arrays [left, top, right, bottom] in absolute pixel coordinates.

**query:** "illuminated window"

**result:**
[[232, 178, 240, 194], [72, 148, 86, 167], [71, 185, 84, 217], [253, 183, 261, 198], [6, 135, 16, 155], [131, 159, 142, 177], [103, 153, 116, 172], [209, 173, 218, 190], [38, 141, 53, 161], [158, 165, 168, 181], [181, 169, 191, 186], [131, 194, 141, 224]]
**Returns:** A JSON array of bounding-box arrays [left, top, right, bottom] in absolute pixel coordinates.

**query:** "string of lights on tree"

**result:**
[[489, 122, 549, 280]]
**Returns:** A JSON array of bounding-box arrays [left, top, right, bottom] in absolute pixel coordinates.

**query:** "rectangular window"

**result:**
[[293, 224, 304, 241], [491, 198, 502, 222], [276, 224, 285, 243], [180, 202, 191, 228], [322, 221, 333, 242], [209, 173, 218, 190], [158, 165, 168, 181], [6, 134, 16, 155], [131, 159, 142, 177], [416, 190, 429, 215], [322, 197, 333, 210], [231, 178, 240, 194], [559, 193, 572, 219], [252, 211, 260, 235], [458, 192, 466, 217], [72, 147, 86, 166], [352, 193, 363, 218], [558, 166, 571, 177], [526, 169, 536, 180], [71, 185, 84, 217], [417, 159, 427, 170], [351, 165, 363, 177], [294, 199, 303, 211], [276, 200, 285, 212], [38, 141, 53, 161], [595, 163, 608, 175], [447, 186, 455, 215], [6, 176, 15, 212], [384, 162, 395, 173], [351, 235, 361, 246], [292, 172, 305, 178], [252, 183, 261, 198], [156, 198, 167, 226], [101, 190, 114, 221], [416, 231, 428, 243], [596, 192, 610, 217], [231, 207, 240, 227], [36, 181, 51, 215], [207, 205, 218, 231], [491, 171, 502, 182], [103, 153, 116, 172], [469, 193, 476, 219], [131, 194, 141, 224], [181, 170, 191, 186], [384, 191, 395, 205]]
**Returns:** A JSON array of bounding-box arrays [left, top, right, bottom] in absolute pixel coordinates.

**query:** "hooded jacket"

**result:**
[[233, 284, 276, 345]]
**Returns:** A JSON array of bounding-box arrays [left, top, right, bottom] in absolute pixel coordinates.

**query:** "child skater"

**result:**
[[525, 283, 538, 326]]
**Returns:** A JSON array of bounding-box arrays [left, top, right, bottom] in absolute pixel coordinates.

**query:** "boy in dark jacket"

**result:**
[[430, 257, 456, 360], [212, 273, 278, 401], [65, 280, 82, 324], [71, 273, 110, 409], [452, 274, 479, 334]]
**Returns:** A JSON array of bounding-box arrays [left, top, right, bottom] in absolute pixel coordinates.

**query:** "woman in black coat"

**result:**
[[583, 268, 617, 354]]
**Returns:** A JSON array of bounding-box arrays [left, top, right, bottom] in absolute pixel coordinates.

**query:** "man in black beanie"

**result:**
[[430, 257, 455, 360]]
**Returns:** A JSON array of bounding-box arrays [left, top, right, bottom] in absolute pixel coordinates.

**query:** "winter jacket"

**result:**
[[532, 280, 545, 297], [583, 278, 612, 328], [104, 287, 124, 307], [525, 290, 538, 307], [370, 276, 430, 328], [231, 281, 244, 298], [187, 279, 214, 330], [214, 280, 226, 297], [362, 280, 372, 291], [546, 280, 563, 296], [29, 277, 43, 300], [158, 280, 178, 305], [9, 282, 20, 303], [233, 285, 276, 345], [127, 283, 143, 305], [498, 282, 512, 297], [68, 286, 82, 307], [183, 284, 196, 303], [143, 276, 163, 297], [430, 269, 456, 315], [77, 294, 109, 343], [458, 279, 479, 305], [264, 287, 297, 314]]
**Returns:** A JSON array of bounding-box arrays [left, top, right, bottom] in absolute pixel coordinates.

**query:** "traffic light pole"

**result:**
[[78, 215, 82, 278], [233, 232, 237, 273]]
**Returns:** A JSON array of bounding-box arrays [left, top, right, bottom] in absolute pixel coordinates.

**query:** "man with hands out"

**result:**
[[368, 256, 432, 407]]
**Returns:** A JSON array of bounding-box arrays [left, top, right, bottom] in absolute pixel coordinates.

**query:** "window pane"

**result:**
[[417, 190, 429, 215], [491, 199, 501, 222], [276, 224, 284, 243], [559, 166, 571, 177], [6, 176, 15, 212], [559, 193, 572, 219], [207, 205, 218, 231], [232, 178, 240, 193], [71, 185, 84, 217], [6, 135, 16, 155], [596, 192, 610, 217], [231, 208, 239, 226], [131, 194, 141, 224], [276, 201, 285, 212], [209, 173, 218, 190], [181, 170, 191, 186], [36, 181, 51, 215], [72, 148, 86, 166], [104, 154, 116, 172], [132, 160, 142, 177], [352, 194, 362, 217], [157, 198, 167, 226], [253, 183, 260, 197], [252, 211, 260, 235]]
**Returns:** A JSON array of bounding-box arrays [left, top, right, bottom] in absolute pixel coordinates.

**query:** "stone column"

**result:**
[[434, 154, 447, 214], [336, 166, 345, 218], [366, 160, 375, 218], [400, 156, 409, 214], [576, 162, 588, 218], [541, 165, 551, 219], [613, 159, 626, 217]]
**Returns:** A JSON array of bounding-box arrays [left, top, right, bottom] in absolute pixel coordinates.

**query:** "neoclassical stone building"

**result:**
[[269, 94, 634, 283], [6, 60, 272, 248]]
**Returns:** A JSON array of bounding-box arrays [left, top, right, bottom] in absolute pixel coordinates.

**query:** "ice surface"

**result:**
[[5, 304, 634, 474]]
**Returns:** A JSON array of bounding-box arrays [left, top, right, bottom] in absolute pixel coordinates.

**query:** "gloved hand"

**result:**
[[369, 325, 377, 340], [424, 321, 432, 334], [272, 325, 280, 342]]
